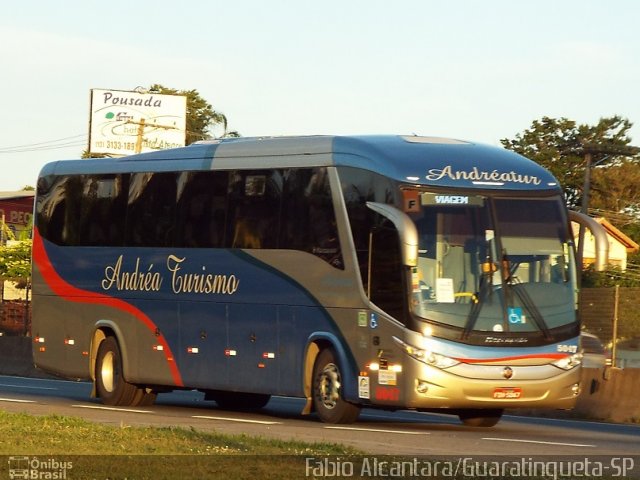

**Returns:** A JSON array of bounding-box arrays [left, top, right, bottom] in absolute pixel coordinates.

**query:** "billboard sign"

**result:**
[[89, 88, 187, 156], [0, 193, 35, 241]]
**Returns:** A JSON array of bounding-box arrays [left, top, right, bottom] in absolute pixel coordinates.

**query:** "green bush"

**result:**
[[0, 239, 32, 287]]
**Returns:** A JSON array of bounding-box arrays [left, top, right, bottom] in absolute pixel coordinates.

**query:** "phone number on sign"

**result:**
[[105, 141, 136, 151]]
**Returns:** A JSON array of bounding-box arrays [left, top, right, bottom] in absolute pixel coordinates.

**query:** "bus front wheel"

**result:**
[[95, 336, 138, 406], [458, 408, 503, 427], [312, 348, 361, 424]]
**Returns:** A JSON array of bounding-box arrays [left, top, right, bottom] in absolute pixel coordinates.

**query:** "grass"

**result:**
[[0, 410, 362, 479]]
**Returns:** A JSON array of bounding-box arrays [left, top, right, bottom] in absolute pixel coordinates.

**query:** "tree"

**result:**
[[503, 116, 640, 286], [147, 84, 239, 144], [589, 160, 640, 234], [501, 116, 638, 209]]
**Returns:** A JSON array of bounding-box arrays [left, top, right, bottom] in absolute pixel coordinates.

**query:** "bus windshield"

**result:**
[[409, 193, 577, 335]]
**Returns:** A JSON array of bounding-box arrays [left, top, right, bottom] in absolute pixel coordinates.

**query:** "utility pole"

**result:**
[[576, 151, 592, 272], [134, 118, 146, 154], [126, 118, 178, 154]]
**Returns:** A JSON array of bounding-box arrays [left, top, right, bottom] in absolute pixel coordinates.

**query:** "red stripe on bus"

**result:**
[[452, 353, 568, 364], [32, 229, 184, 387]]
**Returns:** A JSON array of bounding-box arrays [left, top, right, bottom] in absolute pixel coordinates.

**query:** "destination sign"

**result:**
[[421, 192, 485, 207]]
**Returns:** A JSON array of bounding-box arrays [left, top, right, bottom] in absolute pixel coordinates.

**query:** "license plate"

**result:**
[[493, 387, 522, 399]]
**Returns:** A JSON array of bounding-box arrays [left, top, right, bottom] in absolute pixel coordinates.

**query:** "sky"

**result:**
[[1, 0, 639, 191]]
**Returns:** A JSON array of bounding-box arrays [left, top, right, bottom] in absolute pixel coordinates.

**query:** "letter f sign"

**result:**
[[403, 190, 420, 212]]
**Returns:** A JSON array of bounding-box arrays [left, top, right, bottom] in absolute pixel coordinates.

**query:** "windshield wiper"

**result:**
[[461, 251, 553, 341], [461, 259, 493, 340], [502, 252, 552, 340]]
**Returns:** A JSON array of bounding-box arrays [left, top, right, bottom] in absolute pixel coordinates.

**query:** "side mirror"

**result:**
[[366, 202, 418, 267], [568, 211, 609, 271]]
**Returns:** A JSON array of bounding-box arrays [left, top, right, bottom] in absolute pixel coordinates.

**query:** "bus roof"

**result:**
[[39, 135, 560, 191]]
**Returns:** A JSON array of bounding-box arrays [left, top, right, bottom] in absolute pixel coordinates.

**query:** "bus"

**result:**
[[31, 135, 606, 427]]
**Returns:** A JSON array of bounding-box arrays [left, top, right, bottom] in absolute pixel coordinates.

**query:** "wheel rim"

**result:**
[[318, 362, 341, 410], [101, 351, 116, 393]]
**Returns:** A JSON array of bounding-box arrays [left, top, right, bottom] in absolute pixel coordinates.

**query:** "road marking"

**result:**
[[483, 437, 595, 448], [325, 426, 430, 435], [505, 414, 640, 429], [192, 415, 282, 425], [72, 405, 153, 414], [0, 397, 36, 403], [0, 383, 57, 390]]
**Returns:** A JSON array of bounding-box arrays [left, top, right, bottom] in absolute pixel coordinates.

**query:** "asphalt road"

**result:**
[[0, 374, 638, 457]]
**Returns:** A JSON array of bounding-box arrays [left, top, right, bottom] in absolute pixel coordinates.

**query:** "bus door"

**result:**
[[366, 202, 417, 323], [364, 202, 417, 404]]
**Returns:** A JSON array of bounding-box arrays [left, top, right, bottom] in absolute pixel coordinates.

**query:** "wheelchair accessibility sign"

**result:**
[[508, 307, 526, 324]]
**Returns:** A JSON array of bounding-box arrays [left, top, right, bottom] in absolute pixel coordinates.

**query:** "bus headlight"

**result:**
[[393, 337, 459, 369], [552, 352, 583, 370]]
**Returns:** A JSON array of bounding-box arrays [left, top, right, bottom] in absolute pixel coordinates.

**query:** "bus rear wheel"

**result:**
[[95, 336, 138, 406], [312, 348, 361, 424], [458, 408, 503, 427]]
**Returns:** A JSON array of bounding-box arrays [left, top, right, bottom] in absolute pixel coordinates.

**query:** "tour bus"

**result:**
[[31, 135, 606, 427]]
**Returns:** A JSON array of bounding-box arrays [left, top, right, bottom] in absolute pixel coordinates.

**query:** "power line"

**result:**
[[589, 208, 639, 225], [0, 133, 86, 150], [0, 127, 226, 156], [0, 134, 87, 154], [0, 142, 87, 154]]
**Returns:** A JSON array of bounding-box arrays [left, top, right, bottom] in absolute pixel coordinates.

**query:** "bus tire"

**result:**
[[95, 336, 138, 406], [131, 387, 157, 407], [312, 348, 361, 424], [458, 408, 503, 427]]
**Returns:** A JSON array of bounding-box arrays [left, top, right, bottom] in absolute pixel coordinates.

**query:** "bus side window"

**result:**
[[338, 166, 399, 284], [281, 168, 343, 269], [79, 175, 127, 247], [280, 169, 307, 250], [36, 175, 83, 246], [176, 171, 229, 248], [126, 172, 177, 247], [227, 170, 282, 249], [305, 168, 343, 269], [36, 175, 67, 245]]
